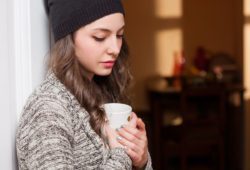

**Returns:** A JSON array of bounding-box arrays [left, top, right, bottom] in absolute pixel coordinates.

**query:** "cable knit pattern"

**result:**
[[16, 72, 153, 170]]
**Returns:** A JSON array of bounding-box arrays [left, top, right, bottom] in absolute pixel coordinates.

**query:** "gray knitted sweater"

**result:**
[[16, 72, 152, 170]]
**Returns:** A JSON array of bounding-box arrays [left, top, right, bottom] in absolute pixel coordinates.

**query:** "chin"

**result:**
[[96, 70, 112, 76]]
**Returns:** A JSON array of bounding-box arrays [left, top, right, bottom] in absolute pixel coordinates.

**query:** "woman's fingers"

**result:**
[[116, 128, 148, 168], [128, 112, 137, 128], [117, 125, 142, 140], [137, 118, 146, 131], [116, 124, 148, 152], [126, 148, 142, 164], [128, 113, 146, 132], [112, 136, 143, 167], [116, 117, 149, 169], [104, 125, 124, 149], [121, 123, 147, 140], [116, 134, 143, 153]]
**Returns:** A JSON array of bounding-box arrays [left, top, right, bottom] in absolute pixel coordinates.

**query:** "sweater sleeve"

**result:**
[[20, 101, 133, 170], [25, 102, 75, 169], [99, 149, 153, 170], [18, 99, 134, 169], [99, 147, 132, 170]]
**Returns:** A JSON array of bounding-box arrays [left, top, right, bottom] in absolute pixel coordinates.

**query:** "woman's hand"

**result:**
[[104, 124, 124, 149], [116, 113, 149, 169]]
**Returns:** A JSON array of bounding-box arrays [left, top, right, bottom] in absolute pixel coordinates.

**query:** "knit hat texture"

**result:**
[[45, 0, 125, 41]]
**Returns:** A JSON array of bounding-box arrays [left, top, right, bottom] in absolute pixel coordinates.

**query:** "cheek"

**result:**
[[75, 41, 96, 61]]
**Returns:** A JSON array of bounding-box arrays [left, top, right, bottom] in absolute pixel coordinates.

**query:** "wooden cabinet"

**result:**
[[147, 77, 244, 170]]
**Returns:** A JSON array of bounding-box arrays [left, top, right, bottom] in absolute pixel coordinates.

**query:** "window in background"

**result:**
[[155, 29, 183, 76], [155, 0, 182, 18], [154, 0, 183, 76], [244, 25, 250, 98], [244, 0, 250, 98], [244, 0, 250, 16], [244, 0, 250, 170]]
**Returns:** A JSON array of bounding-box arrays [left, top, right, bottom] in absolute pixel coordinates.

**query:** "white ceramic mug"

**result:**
[[103, 103, 132, 129]]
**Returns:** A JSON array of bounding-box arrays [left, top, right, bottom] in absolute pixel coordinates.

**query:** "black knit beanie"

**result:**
[[45, 0, 125, 42]]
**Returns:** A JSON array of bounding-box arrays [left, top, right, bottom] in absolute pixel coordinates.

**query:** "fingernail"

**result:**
[[124, 146, 128, 150], [116, 136, 122, 141], [120, 125, 124, 128], [115, 128, 120, 131]]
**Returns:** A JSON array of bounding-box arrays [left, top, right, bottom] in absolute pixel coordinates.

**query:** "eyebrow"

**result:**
[[93, 25, 125, 32]]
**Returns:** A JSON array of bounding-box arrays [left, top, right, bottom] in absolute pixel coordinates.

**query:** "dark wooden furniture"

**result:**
[[147, 76, 244, 170]]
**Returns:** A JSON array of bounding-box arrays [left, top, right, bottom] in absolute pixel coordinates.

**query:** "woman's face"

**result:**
[[73, 13, 125, 80]]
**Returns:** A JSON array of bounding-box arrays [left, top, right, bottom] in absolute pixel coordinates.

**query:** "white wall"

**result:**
[[0, 0, 16, 168], [0, 0, 49, 169], [30, 0, 50, 87]]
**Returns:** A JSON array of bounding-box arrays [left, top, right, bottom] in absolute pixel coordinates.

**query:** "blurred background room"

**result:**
[[123, 0, 250, 169]]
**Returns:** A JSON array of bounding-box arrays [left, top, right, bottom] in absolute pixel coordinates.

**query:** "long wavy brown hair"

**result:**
[[48, 34, 132, 136]]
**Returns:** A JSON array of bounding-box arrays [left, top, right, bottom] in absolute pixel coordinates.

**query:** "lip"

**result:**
[[101, 60, 115, 68]]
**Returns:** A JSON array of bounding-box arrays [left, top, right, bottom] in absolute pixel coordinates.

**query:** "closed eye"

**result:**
[[93, 36, 106, 42], [117, 34, 124, 39]]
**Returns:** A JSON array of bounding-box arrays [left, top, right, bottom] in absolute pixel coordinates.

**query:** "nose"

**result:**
[[107, 37, 122, 57]]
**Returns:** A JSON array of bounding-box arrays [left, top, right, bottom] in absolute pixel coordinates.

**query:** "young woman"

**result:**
[[16, 0, 152, 169]]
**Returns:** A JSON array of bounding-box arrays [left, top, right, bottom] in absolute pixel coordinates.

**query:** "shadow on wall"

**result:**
[[123, 0, 156, 111]]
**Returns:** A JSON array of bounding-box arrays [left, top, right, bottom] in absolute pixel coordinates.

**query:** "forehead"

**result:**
[[84, 13, 125, 31]]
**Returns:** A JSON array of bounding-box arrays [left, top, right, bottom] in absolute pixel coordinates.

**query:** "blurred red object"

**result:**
[[173, 50, 186, 76], [193, 46, 209, 72]]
